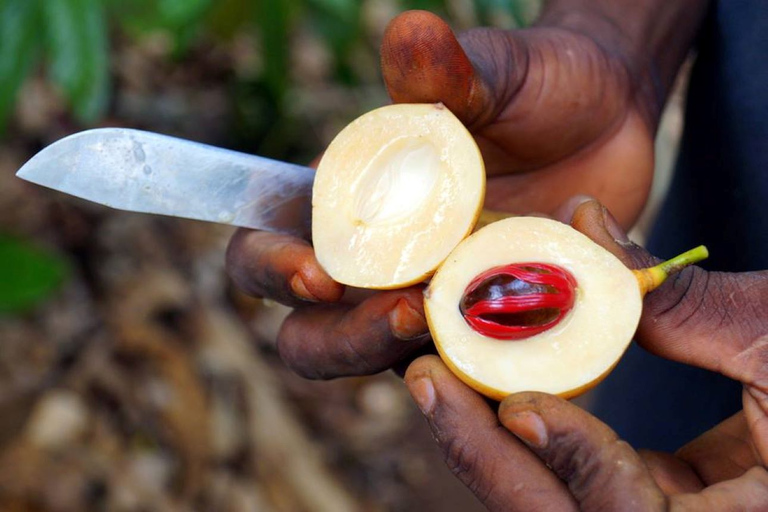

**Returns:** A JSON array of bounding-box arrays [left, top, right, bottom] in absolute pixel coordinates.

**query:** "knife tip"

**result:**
[[15, 159, 37, 182]]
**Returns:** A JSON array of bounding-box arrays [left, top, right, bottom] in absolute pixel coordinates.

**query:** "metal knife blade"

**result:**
[[16, 128, 315, 237]]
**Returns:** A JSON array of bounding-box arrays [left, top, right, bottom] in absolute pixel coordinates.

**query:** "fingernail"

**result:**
[[290, 273, 320, 302], [601, 206, 630, 243], [408, 376, 436, 415], [505, 410, 548, 448], [389, 298, 428, 340], [554, 195, 594, 224]]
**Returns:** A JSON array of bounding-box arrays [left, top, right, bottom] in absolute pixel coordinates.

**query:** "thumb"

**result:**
[[499, 392, 667, 511], [569, 199, 768, 387], [404, 355, 579, 511], [380, 10, 506, 129]]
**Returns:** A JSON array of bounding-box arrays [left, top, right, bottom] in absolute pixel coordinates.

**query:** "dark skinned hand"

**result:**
[[226, 10, 656, 380], [404, 199, 768, 511]]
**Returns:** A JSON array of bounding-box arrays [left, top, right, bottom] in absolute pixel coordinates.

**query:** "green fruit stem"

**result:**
[[634, 245, 709, 295]]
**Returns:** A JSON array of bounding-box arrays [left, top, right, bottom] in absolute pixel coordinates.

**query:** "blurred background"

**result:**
[[0, 1, 542, 511], [0, 0, 684, 510]]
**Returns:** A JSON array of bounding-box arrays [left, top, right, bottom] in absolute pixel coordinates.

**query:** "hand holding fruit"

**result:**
[[404, 199, 768, 511], [226, 8, 659, 379]]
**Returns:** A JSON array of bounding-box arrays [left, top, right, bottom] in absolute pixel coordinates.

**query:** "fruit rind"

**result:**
[[426, 217, 643, 399]]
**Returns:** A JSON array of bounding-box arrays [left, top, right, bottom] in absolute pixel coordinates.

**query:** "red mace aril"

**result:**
[[459, 263, 577, 339]]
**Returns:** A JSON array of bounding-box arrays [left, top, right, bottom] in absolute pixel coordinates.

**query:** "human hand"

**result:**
[[404, 199, 768, 510], [381, 10, 657, 228], [226, 8, 663, 381]]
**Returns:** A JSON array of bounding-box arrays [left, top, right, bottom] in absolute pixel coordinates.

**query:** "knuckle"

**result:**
[[443, 436, 474, 477], [335, 333, 382, 376], [547, 430, 598, 484], [443, 437, 480, 483], [551, 435, 661, 511], [277, 338, 323, 380], [646, 266, 711, 331], [441, 436, 498, 505], [276, 320, 327, 380], [276, 318, 385, 380]]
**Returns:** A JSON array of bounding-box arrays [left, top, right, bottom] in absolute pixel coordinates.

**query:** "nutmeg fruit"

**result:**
[[311, 103, 485, 289], [426, 216, 707, 401]]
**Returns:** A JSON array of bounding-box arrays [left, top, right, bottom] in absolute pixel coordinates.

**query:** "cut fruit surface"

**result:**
[[312, 103, 485, 289], [426, 217, 643, 400]]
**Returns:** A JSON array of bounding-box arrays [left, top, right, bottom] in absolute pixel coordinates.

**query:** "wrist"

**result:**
[[535, 1, 709, 126]]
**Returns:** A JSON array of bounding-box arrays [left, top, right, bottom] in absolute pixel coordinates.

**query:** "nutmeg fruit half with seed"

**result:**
[[426, 216, 708, 401], [312, 103, 485, 289]]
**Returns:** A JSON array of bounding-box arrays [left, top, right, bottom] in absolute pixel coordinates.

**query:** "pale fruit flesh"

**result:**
[[426, 217, 643, 401], [312, 103, 485, 289]]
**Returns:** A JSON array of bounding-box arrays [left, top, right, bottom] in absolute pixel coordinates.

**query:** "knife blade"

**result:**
[[16, 128, 315, 238]]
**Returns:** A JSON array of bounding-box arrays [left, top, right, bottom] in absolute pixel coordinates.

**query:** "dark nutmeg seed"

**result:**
[[459, 263, 577, 340]]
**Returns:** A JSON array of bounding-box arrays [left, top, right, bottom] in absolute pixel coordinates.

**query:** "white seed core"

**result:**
[[354, 138, 441, 225]]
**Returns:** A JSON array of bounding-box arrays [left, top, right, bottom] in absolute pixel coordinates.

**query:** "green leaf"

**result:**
[[43, 0, 110, 123], [509, 0, 539, 27], [0, 235, 69, 315], [0, 0, 42, 130], [303, 3, 361, 85], [305, 0, 356, 22], [254, 0, 292, 101], [398, 0, 448, 16], [475, 0, 539, 27], [208, 0, 257, 39], [103, 0, 159, 33], [158, 0, 212, 28]]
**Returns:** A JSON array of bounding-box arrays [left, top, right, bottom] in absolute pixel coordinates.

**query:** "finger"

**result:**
[[380, 10, 497, 129], [382, 12, 636, 161], [226, 229, 344, 307], [405, 356, 578, 512], [638, 450, 704, 495], [670, 467, 768, 510], [278, 287, 429, 379], [499, 392, 666, 511], [550, 194, 596, 224], [568, 199, 650, 267], [569, 199, 768, 386], [675, 411, 761, 484], [743, 387, 768, 466]]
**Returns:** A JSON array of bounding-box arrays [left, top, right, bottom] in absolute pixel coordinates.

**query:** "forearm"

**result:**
[[537, 0, 710, 122]]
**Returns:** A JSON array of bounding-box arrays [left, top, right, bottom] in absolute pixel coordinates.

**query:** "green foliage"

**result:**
[[475, 0, 541, 27], [0, 234, 69, 315], [44, 0, 110, 122], [0, 0, 110, 128], [255, 0, 293, 101], [0, 0, 43, 131], [0, 0, 541, 131]]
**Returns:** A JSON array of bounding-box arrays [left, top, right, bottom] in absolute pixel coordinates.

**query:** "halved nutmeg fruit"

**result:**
[[426, 216, 708, 401], [312, 103, 485, 289]]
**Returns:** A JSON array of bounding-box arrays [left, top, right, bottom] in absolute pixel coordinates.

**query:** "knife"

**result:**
[[16, 128, 316, 238]]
